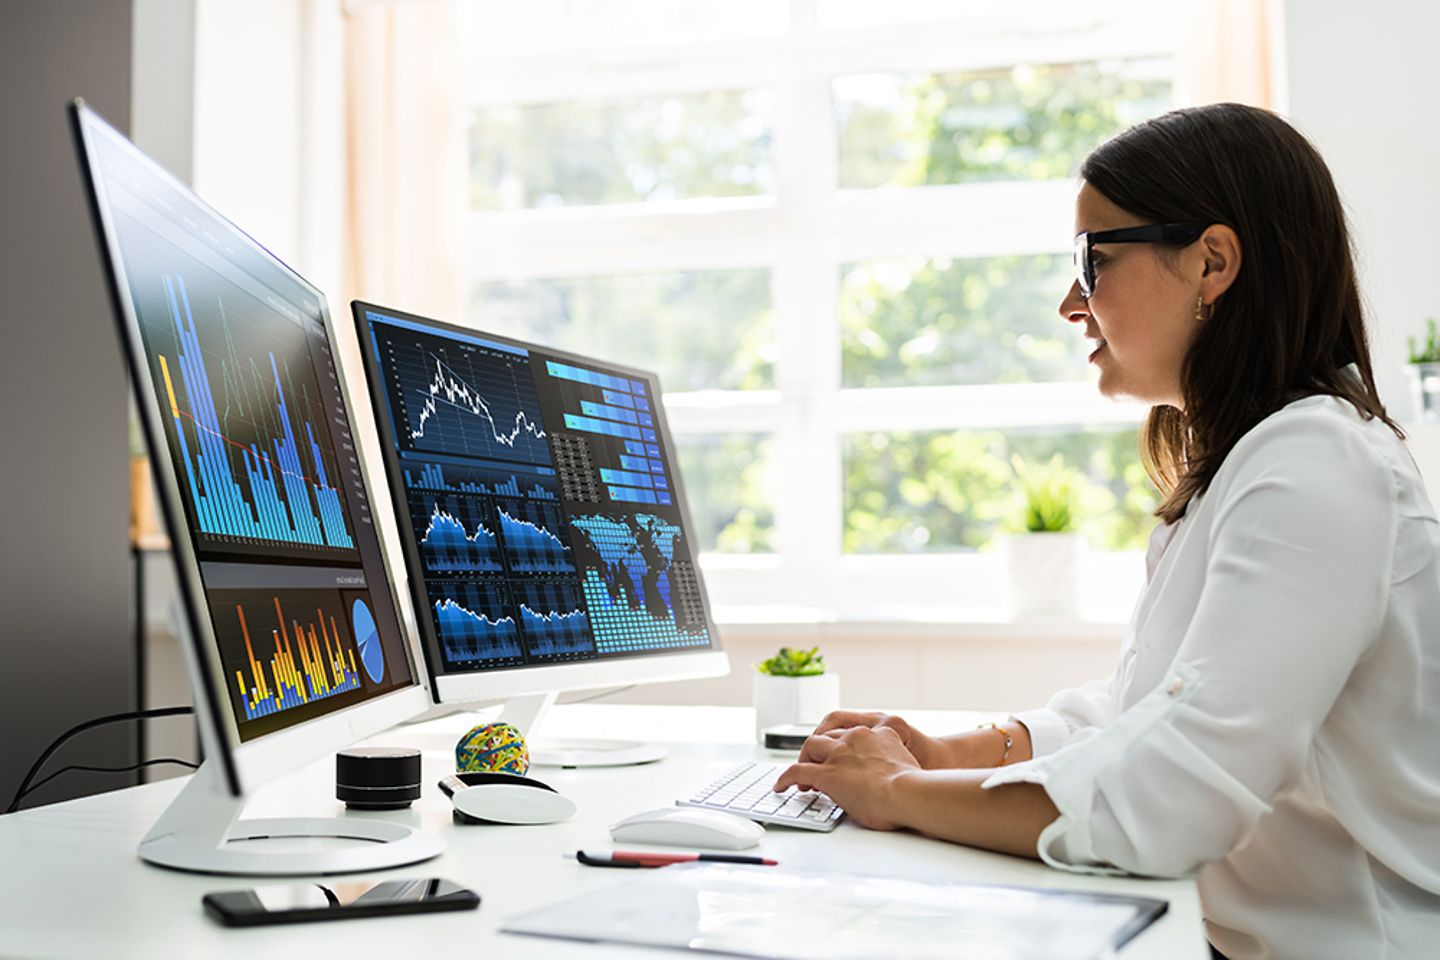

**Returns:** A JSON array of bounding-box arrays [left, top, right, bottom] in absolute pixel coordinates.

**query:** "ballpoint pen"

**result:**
[[569, 849, 779, 868]]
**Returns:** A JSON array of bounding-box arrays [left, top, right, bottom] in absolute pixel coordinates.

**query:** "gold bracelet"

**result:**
[[977, 721, 1013, 765]]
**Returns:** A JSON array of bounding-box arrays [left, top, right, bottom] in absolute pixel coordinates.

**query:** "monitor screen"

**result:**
[[356, 304, 718, 684], [78, 111, 418, 742]]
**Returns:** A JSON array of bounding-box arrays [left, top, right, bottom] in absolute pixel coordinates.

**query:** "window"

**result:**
[[458, 0, 1177, 618]]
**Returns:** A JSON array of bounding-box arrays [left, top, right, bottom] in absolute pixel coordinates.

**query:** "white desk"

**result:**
[[0, 705, 1205, 959]]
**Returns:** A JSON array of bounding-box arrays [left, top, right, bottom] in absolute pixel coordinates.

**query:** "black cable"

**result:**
[[6, 706, 194, 814], [11, 758, 200, 812]]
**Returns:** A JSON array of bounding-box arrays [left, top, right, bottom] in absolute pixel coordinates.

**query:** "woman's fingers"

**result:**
[[812, 710, 886, 735], [773, 761, 826, 794], [797, 731, 845, 764]]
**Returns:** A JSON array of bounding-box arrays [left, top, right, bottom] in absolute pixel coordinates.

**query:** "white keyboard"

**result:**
[[679, 761, 844, 831]]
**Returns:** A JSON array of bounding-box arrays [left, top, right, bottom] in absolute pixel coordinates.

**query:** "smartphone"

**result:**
[[202, 877, 480, 927]]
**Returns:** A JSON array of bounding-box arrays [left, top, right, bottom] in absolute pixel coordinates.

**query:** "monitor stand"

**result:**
[[501, 692, 666, 768], [137, 761, 446, 876]]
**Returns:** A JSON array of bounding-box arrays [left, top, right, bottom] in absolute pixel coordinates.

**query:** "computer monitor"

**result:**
[[353, 302, 729, 765], [70, 101, 441, 875]]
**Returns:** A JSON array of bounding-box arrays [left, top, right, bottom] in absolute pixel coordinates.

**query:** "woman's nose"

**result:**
[[1059, 280, 1089, 323]]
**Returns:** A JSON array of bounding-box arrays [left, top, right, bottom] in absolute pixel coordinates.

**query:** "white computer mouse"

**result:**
[[440, 772, 577, 825], [609, 806, 765, 850]]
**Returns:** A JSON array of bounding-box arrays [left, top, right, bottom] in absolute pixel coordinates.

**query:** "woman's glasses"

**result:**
[[1073, 223, 1207, 299]]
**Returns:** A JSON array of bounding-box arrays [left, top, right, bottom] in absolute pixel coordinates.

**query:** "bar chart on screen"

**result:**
[[153, 273, 355, 553], [215, 591, 364, 721]]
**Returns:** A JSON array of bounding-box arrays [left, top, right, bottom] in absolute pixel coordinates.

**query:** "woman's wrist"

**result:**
[[1004, 720, 1034, 765], [935, 720, 1034, 768], [976, 722, 1014, 765], [885, 766, 931, 830]]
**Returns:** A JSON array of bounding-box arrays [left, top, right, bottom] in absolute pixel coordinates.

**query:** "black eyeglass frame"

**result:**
[[1073, 223, 1207, 299]]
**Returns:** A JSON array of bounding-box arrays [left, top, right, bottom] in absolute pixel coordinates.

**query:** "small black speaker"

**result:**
[[336, 746, 422, 810]]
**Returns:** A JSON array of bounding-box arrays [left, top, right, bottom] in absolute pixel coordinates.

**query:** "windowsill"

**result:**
[[710, 604, 1128, 641]]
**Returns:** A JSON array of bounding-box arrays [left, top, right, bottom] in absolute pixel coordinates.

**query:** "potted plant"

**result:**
[[752, 646, 840, 743], [1003, 453, 1082, 620], [1407, 318, 1440, 421]]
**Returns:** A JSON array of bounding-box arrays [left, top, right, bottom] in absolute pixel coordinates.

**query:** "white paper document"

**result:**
[[502, 863, 1167, 959]]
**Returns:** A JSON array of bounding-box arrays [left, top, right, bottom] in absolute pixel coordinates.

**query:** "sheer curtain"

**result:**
[[1174, 0, 1279, 109], [343, 0, 466, 321]]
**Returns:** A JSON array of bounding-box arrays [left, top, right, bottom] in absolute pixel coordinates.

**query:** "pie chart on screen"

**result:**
[[352, 598, 385, 684]]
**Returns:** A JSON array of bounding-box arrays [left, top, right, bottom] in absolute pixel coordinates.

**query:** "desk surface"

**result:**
[[0, 705, 1204, 959]]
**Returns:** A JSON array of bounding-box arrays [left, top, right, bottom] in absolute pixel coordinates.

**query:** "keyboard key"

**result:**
[[678, 762, 845, 831]]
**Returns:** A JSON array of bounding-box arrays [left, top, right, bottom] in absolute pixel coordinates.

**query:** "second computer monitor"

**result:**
[[354, 302, 727, 720]]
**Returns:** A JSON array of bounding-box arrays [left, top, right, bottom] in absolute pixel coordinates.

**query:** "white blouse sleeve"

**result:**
[[1011, 680, 1119, 759], [983, 411, 1395, 878]]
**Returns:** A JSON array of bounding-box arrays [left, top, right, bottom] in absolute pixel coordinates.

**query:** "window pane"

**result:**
[[841, 254, 1082, 388], [470, 91, 775, 210], [473, 269, 774, 392], [843, 427, 1155, 553], [461, 1, 786, 54], [834, 60, 1171, 189], [674, 433, 775, 554]]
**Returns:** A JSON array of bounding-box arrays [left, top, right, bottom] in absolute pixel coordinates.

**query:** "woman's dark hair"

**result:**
[[1080, 102, 1400, 524]]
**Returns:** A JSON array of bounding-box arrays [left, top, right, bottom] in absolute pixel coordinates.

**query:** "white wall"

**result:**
[[1278, 0, 1440, 504], [189, 0, 346, 297], [1279, 0, 1440, 421], [132, 0, 197, 183]]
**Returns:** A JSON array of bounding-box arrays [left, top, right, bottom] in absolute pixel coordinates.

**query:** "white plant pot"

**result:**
[[752, 672, 840, 743], [1407, 363, 1440, 422], [1004, 531, 1082, 621]]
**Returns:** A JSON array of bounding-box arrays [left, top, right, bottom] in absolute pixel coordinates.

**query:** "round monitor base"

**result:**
[[139, 817, 445, 876], [529, 738, 667, 768]]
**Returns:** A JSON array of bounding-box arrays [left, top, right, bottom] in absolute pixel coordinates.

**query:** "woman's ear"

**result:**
[[1199, 224, 1242, 301]]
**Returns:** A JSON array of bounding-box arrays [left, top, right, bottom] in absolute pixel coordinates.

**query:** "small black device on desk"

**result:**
[[762, 723, 816, 751], [335, 746, 423, 810], [203, 878, 479, 926]]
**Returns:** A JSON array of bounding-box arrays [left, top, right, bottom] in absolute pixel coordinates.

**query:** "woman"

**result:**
[[774, 103, 1440, 959]]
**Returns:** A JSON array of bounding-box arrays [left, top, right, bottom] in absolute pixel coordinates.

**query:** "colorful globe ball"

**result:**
[[455, 722, 530, 775]]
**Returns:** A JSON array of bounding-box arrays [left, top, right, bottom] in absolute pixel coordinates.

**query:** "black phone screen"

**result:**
[[203, 877, 479, 926]]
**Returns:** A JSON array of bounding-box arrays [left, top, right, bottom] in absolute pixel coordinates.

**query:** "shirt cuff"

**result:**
[[985, 662, 1205, 876], [1009, 708, 1071, 758]]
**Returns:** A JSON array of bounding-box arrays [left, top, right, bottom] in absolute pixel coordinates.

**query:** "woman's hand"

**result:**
[[808, 710, 952, 769], [772, 725, 922, 830]]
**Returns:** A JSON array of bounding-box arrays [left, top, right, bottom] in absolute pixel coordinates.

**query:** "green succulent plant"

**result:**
[[1011, 453, 1076, 533], [1408, 318, 1440, 364], [756, 645, 827, 677]]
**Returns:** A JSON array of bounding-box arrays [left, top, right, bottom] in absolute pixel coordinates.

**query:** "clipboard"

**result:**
[[502, 863, 1168, 959]]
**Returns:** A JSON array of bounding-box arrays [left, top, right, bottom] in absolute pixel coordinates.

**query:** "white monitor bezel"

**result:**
[[71, 102, 431, 797]]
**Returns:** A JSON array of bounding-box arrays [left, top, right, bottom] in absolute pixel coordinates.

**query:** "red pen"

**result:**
[[571, 849, 778, 868]]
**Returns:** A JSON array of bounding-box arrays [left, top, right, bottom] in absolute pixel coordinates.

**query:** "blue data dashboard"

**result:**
[[356, 305, 717, 678]]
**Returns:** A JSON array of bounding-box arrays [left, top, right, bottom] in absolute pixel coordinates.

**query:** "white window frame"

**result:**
[[460, 1, 1174, 622]]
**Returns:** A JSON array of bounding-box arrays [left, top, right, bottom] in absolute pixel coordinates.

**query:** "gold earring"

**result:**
[[1195, 296, 1206, 321]]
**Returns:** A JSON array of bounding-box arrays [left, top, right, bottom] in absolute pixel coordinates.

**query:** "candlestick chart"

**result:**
[[372, 324, 551, 466], [411, 493, 505, 574], [428, 581, 525, 666], [515, 580, 593, 658], [496, 500, 574, 574]]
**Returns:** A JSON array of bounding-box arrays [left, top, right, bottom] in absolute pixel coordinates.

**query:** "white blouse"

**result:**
[[983, 393, 1440, 959]]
